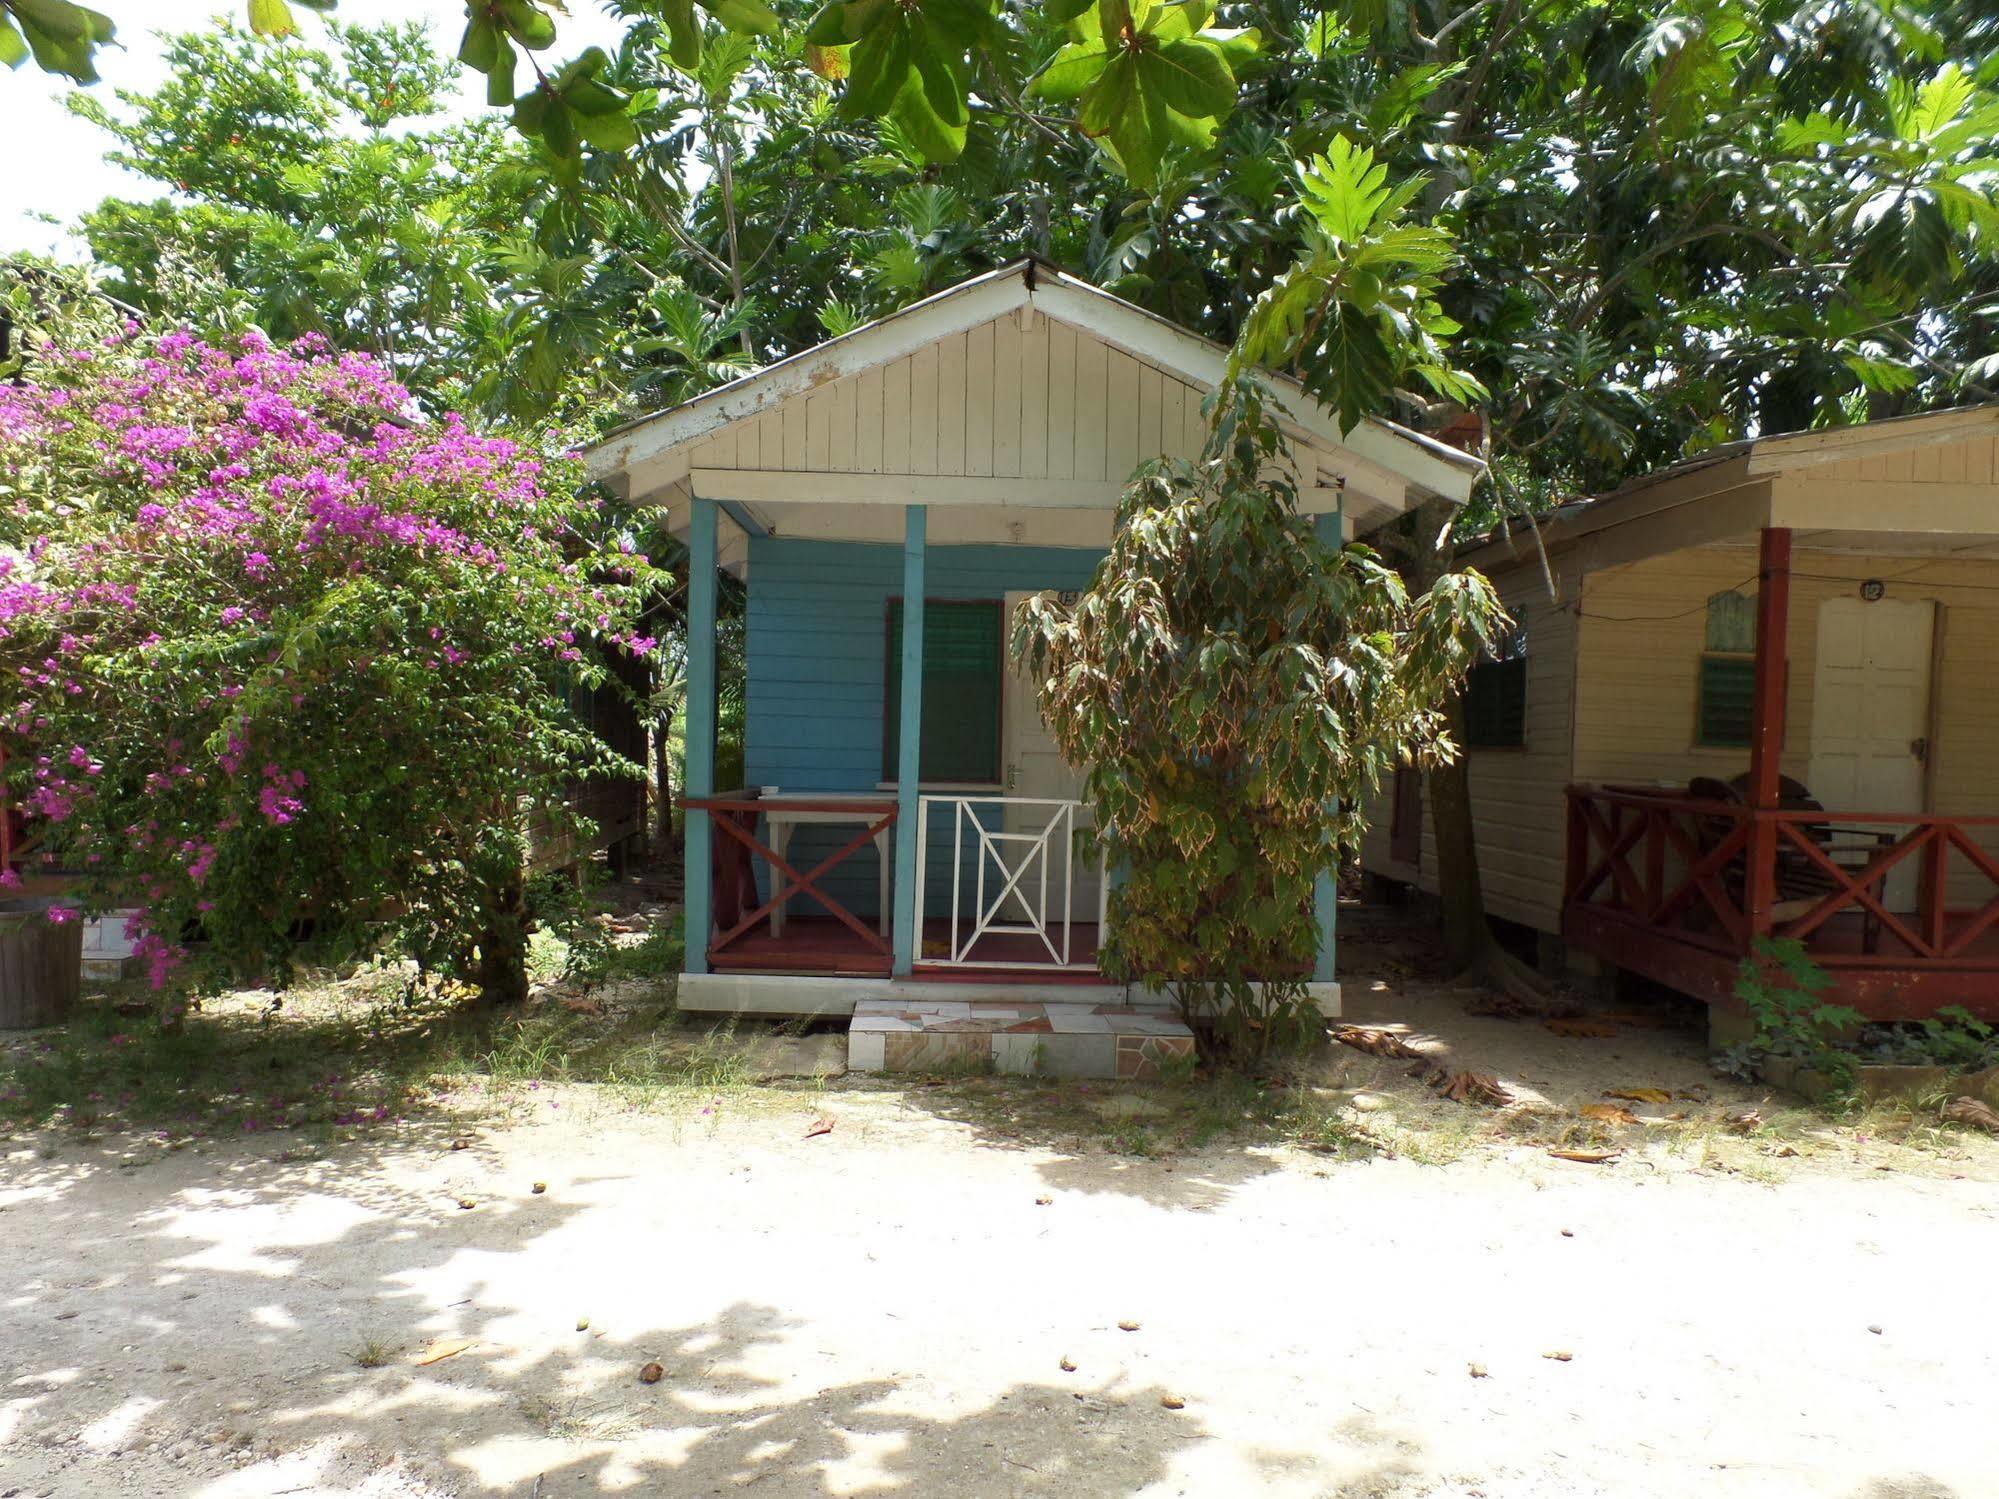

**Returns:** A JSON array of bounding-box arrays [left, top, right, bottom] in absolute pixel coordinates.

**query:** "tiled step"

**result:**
[[848, 999, 1194, 1080]]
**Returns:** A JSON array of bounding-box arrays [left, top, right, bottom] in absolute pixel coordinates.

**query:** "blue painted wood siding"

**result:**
[[744, 536, 1104, 917]]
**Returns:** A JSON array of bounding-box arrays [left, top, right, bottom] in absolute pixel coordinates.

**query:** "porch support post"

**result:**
[[683, 496, 719, 976], [1745, 525, 1793, 939], [892, 505, 927, 975], [1312, 507, 1342, 984]]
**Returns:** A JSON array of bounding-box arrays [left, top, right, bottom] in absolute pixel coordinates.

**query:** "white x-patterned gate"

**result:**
[[913, 795, 1107, 970]]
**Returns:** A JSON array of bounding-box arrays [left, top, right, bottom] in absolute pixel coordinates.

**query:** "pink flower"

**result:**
[[45, 905, 77, 924]]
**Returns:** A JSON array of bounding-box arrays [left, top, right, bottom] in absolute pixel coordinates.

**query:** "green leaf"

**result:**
[[701, 0, 781, 37], [842, 17, 911, 118], [1298, 137, 1391, 244], [806, 0, 891, 46], [247, 0, 297, 37], [890, 34, 969, 161], [497, 0, 557, 49], [0, 15, 28, 67], [1139, 38, 1233, 119], [459, 15, 499, 70], [1043, 0, 1095, 21], [660, 0, 701, 69], [487, 34, 517, 106], [1078, 51, 1138, 138], [1028, 39, 1108, 103]]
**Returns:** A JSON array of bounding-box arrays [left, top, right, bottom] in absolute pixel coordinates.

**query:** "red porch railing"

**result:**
[[1563, 785, 1999, 1019], [679, 792, 898, 975]]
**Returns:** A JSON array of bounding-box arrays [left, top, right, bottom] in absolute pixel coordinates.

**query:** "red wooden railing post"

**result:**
[[1744, 527, 1792, 948]]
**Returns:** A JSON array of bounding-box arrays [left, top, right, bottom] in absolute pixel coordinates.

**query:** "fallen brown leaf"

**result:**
[[413, 1337, 476, 1366], [1726, 1109, 1763, 1134], [1330, 1024, 1424, 1059], [1159, 1394, 1186, 1410], [1467, 1363, 1489, 1379], [449, 1137, 473, 1151], [1944, 1096, 1999, 1133], [1606, 1088, 1673, 1105], [1545, 1018, 1619, 1039], [531, 1181, 547, 1195], [1034, 1195, 1053, 1206], [1579, 1103, 1638, 1126], [560, 996, 605, 1017], [1542, 1350, 1574, 1362], [1058, 1356, 1076, 1372], [1547, 1148, 1620, 1164], [1117, 1320, 1141, 1332], [639, 1360, 664, 1384], [456, 1197, 477, 1210], [803, 1118, 834, 1139]]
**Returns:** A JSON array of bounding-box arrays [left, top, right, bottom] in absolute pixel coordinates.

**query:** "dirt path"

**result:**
[[4, 1055, 1996, 1499]]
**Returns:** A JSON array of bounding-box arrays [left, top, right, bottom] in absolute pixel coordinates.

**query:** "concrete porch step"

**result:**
[[847, 999, 1195, 1080]]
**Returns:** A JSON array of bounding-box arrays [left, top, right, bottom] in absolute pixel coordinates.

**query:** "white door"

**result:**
[[1001, 591, 1103, 927], [1807, 596, 1934, 909]]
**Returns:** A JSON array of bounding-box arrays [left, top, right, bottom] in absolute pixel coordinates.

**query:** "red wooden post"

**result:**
[[1744, 527, 1793, 945]]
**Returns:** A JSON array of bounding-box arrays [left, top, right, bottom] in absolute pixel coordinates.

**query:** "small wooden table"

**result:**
[[760, 793, 896, 937]]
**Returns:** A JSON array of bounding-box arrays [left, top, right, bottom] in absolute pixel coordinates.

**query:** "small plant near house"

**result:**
[[0, 327, 667, 1013], [1857, 1007, 1999, 1072], [1714, 937, 1865, 1093]]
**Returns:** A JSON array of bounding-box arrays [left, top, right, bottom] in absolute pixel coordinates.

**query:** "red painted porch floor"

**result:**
[[708, 916, 1104, 979]]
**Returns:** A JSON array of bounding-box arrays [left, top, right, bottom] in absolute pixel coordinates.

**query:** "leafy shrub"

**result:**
[[1717, 937, 1864, 1090], [0, 326, 666, 1009], [1017, 381, 1501, 1059]]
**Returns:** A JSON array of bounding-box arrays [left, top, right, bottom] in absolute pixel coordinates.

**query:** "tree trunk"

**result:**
[[1429, 691, 1489, 968], [0, 899, 81, 1029], [1403, 500, 1558, 1009], [476, 882, 530, 1007]]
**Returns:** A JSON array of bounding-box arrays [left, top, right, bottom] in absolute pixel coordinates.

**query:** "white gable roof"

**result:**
[[586, 261, 1480, 533]]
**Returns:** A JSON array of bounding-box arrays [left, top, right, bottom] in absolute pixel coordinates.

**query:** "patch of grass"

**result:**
[[349, 1335, 398, 1369], [0, 905, 763, 1146]]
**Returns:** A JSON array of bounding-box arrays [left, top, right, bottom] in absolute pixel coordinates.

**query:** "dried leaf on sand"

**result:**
[[1605, 1088, 1673, 1105], [1330, 1024, 1424, 1059], [413, 1337, 477, 1366], [1579, 1103, 1638, 1126], [1547, 1148, 1620, 1164], [1944, 1097, 1999, 1133], [803, 1118, 834, 1139]]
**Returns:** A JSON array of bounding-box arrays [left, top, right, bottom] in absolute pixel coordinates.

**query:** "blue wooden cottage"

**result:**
[[585, 261, 1479, 1036]]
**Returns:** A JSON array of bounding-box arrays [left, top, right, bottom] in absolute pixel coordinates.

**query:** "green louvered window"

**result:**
[[1464, 623, 1527, 749], [1697, 589, 1756, 746], [884, 599, 1004, 784], [1697, 656, 1756, 746]]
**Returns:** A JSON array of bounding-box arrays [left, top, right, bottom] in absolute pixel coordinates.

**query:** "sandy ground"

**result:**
[[5, 941, 1999, 1498]]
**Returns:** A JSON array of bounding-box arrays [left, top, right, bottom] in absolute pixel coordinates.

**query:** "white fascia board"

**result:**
[[585, 265, 1032, 484]]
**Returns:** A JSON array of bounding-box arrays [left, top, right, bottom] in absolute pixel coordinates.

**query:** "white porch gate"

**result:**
[[913, 795, 1108, 970]]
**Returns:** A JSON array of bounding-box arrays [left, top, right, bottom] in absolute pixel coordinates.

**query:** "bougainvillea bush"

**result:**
[[0, 327, 666, 1009]]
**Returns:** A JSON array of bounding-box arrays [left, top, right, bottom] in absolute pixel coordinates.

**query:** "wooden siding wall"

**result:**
[[1573, 545, 1999, 907], [743, 536, 1103, 917], [1810, 431, 1999, 485], [1358, 557, 1581, 932], [688, 314, 1220, 484]]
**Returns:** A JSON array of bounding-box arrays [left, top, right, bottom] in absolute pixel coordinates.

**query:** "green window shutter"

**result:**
[[1464, 656, 1526, 748], [1697, 654, 1756, 747], [884, 600, 1004, 783]]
